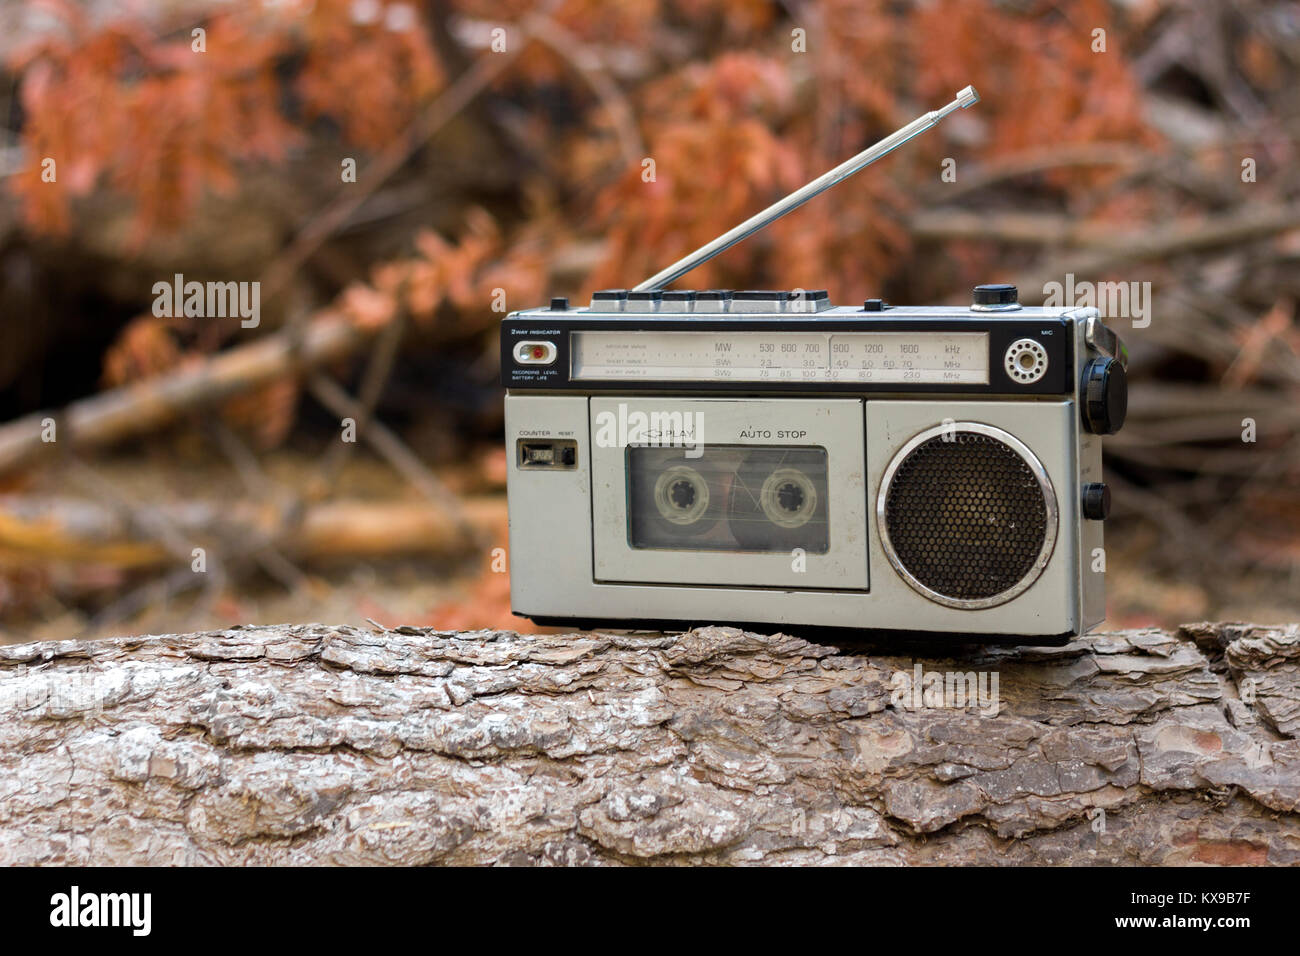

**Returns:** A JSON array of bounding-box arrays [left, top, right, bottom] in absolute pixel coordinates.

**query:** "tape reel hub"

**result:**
[[653, 465, 711, 526], [760, 468, 818, 529]]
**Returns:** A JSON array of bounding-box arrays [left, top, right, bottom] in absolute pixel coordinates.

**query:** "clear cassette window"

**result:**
[[627, 445, 830, 554]]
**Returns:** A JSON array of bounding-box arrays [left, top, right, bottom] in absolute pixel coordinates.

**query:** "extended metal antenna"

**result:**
[[634, 86, 980, 292]]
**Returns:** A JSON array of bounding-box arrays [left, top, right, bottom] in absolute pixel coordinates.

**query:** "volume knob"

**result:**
[[971, 284, 1021, 311], [1081, 482, 1111, 520], [1081, 358, 1127, 435]]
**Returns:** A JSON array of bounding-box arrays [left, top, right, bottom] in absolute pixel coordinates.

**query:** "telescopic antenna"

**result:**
[[633, 86, 980, 292]]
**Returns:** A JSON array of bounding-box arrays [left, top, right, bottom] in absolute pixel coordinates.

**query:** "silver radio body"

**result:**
[[503, 292, 1127, 645], [501, 87, 1128, 645]]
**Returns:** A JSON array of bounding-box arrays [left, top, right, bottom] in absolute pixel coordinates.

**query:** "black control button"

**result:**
[[862, 298, 889, 312], [973, 284, 1019, 307], [1082, 482, 1111, 520], [1081, 357, 1128, 435], [549, 296, 569, 311]]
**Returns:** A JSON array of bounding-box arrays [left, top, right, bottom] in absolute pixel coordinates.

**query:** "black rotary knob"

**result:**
[[972, 284, 1019, 307], [1082, 482, 1111, 520], [1081, 357, 1128, 434]]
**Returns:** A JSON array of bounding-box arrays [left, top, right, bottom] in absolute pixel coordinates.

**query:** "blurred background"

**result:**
[[0, 0, 1297, 644]]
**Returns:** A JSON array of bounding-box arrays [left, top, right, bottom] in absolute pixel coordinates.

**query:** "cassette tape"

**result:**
[[628, 446, 829, 554]]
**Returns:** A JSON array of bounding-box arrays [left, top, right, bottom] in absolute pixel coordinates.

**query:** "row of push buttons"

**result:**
[[579, 289, 833, 314], [544, 283, 1027, 314]]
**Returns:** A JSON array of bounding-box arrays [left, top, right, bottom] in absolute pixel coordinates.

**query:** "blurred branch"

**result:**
[[1016, 204, 1300, 299], [912, 203, 1300, 258], [921, 143, 1149, 202], [64, 460, 230, 633], [314, 313, 409, 491], [306, 374, 485, 548], [207, 418, 311, 595], [0, 315, 370, 477], [258, 3, 564, 306], [525, 13, 645, 166], [0, 495, 504, 571]]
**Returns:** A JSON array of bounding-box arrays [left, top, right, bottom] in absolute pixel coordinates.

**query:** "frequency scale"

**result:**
[[569, 328, 990, 384]]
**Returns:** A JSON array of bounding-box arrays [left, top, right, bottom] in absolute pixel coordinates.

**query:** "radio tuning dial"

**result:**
[[1081, 358, 1128, 435]]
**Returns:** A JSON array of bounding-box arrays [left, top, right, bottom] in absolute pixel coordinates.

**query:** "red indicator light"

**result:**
[[531, 346, 545, 359]]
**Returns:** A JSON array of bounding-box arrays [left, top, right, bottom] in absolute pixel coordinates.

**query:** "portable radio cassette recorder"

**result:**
[[501, 86, 1128, 645]]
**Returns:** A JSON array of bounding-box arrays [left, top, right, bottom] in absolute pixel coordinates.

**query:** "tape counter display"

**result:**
[[571, 330, 990, 385]]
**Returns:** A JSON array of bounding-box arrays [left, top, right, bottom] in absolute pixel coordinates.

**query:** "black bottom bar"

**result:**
[[4, 865, 1276, 942], [524, 614, 1076, 649]]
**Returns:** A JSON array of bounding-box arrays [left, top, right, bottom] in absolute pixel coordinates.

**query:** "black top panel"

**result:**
[[501, 311, 1076, 396]]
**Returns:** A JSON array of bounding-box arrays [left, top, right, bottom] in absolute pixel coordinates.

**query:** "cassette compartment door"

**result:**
[[590, 398, 868, 589]]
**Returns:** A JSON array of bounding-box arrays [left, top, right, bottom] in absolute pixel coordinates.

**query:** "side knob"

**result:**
[[1081, 358, 1127, 435], [1082, 483, 1111, 520]]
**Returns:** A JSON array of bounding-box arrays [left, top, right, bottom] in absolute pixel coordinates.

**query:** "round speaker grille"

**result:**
[[877, 424, 1058, 609]]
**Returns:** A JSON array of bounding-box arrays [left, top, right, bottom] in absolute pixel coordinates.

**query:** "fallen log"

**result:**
[[0, 621, 1296, 865]]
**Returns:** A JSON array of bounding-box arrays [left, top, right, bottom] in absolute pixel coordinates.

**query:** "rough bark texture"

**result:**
[[1, 621, 1297, 865]]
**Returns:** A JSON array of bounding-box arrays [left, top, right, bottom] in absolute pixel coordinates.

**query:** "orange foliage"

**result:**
[[6, 0, 445, 236], [367, 208, 549, 327], [588, 53, 803, 291], [575, 0, 1154, 300], [9, 4, 303, 236], [295, 0, 443, 147], [913, 0, 1156, 162], [219, 378, 302, 451], [102, 316, 184, 387]]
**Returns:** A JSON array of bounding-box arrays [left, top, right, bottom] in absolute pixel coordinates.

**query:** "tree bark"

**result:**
[[1, 621, 1296, 865]]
